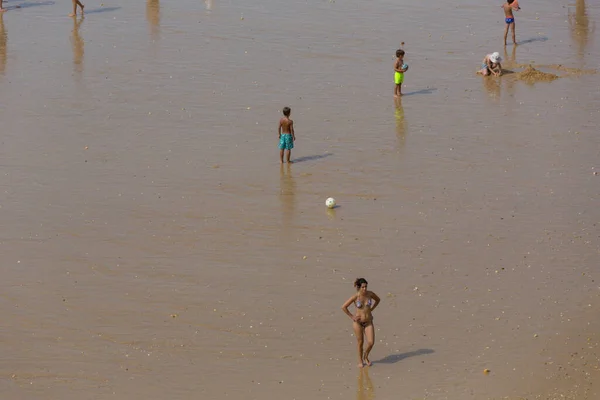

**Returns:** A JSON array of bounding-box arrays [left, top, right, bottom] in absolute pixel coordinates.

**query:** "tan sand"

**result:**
[[515, 65, 559, 84], [0, 1, 599, 400]]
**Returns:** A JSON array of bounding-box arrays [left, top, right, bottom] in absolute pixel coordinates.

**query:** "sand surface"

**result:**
[[1, 0, 599, 399]]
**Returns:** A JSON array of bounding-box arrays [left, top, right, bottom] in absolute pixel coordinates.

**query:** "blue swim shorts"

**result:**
[[505, 17, 514, 24], [279, 133, 294, 150]]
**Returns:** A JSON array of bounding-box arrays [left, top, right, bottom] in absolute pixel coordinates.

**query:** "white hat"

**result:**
[[490, 52, 502, 63]]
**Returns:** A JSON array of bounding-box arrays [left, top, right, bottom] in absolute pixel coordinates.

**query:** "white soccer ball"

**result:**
[[325, 197, 336, 209]]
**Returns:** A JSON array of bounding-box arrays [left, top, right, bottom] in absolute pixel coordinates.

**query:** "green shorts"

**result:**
[[395, 71, 404, 85]]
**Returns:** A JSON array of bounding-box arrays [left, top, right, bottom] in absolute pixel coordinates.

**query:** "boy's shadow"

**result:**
[[516, 36, 549, 45], [8, 1, 55, 9], [374, 348, 434, 364], [292, 153, 333, 164], [84, 6, 122, 14], [403, 88, 437, 96]]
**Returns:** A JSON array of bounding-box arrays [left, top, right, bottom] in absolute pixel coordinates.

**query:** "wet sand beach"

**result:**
[[1, 0, 599, 399]]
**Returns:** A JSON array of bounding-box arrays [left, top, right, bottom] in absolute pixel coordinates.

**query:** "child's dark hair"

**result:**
[[283, 106, 291, 116], [396, 49, 405, 58], [354, 278, 368, 289], [507, 0, 514, 3]]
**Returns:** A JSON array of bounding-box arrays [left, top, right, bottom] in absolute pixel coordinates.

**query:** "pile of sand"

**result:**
[[515, 65, 559, 84]]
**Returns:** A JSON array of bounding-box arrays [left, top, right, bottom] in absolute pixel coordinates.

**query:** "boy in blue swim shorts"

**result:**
[[278, 106, 296, 164], [502, 0, 520, 45]]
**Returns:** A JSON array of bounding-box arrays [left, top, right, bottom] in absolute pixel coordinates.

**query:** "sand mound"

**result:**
[[515, 65, 559, 83]]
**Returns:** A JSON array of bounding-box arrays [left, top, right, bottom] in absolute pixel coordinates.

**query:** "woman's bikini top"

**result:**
[[355, 297, 373, 309]]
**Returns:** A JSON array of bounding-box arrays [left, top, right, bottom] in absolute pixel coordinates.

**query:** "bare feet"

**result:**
[[364, 358, 372, 367], [69, 13, 76, 16], [0, 8, 7, 13], [357, 362, 364, 368]]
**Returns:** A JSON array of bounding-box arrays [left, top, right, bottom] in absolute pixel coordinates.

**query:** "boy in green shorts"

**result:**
[[278, 107, 296, 164], [394, 49, 408, 97]]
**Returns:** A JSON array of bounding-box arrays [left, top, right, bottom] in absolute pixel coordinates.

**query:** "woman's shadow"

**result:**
[[374, 348, 434, 364]]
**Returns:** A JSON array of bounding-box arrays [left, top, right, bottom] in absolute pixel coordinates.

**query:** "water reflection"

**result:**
[[356, 368, 375, 400], [0, 13, 6, 76], [146, 0, 160, 40], [482, 75, 501, 101], [503, 45, 517, 67], [568, 0, 595, 61], [503, 45, 517, 98], [394, 97, 406, 150], [71, 16, 84, 78], [279, 163, 296, 230]]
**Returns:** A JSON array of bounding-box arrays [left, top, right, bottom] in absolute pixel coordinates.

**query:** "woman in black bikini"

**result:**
[[342, 278, 381, 368]]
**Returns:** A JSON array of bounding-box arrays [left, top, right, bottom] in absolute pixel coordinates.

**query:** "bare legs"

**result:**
[[353, 322, 375, 367], [363, 323, 375, 366], [504, 22, 516, 45], [0, 0, 5, 13], [280, 149, 292, 164], [511, 21, 517, 45], [394, 83, 402, 97], [70, 0, 84, 17], [476, 68, 490, 76], [353, 322, 365, 368]]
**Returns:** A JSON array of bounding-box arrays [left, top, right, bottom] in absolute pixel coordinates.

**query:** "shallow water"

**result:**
[[1, 0, 599, 399]]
